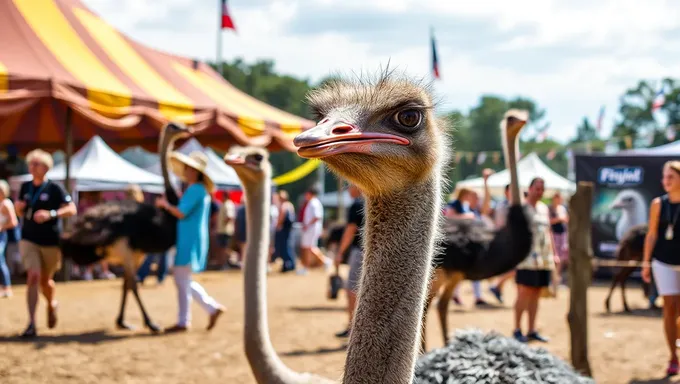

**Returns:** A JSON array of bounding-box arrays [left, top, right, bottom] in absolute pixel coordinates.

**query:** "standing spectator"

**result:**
[[274, 190, 296, 273], [215, 192, 236, 268], [297, 186, 328, 275], [334, 184, 364, 338], [15, 149, 77, 338], [0, 180, 18, 298], [549, 192, 569, 286], [642, 161, 680, 376], [156, 152, 225, 332], [513, 177, 555, 343], [234, 195, 247, 266]]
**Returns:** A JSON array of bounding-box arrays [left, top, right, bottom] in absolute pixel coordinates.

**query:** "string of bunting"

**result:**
[[453, 129, 677, 165]]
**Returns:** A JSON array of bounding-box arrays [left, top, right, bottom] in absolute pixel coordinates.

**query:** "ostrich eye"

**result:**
[[394, 109, 422, 129], [253, 154, 264, 162]]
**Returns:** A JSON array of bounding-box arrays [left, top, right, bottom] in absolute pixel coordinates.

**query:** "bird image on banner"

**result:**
[[221, 0, 236, 31], [431, 27, 440, 79]]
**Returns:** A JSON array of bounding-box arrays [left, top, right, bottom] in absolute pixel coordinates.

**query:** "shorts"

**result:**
[[300, 225, 321, 248], [515, 269, 551, 288], [346, 247, 363, 292], [20, 240, 62, 277], [552, 232, 569, 262], [652, 259, 680, 296], [216, 234, 231, 248]]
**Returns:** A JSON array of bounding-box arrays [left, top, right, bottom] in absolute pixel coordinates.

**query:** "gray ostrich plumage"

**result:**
[[413, 329, 595, 384]]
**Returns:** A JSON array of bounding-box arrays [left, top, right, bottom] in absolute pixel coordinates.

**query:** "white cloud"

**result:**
[[81, 0, 680, 143]]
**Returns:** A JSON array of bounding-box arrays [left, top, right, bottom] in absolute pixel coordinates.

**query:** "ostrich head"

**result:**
[[224, 146, 271, 185], [294, 72, 448, 196], [610, 189, 643, 211], [160, 122, 193, 147]]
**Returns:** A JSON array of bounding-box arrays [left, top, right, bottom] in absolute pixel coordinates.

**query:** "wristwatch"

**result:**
[[49, 210, 57, 219]]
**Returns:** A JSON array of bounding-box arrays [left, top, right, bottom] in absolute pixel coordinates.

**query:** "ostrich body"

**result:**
[[422, 111, 533, 352], [604, 223, 655, 312], [610, 189, 647, 240], [59, 123, 190, 332]]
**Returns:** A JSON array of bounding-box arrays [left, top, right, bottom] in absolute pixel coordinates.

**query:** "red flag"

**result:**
[[221, 0, 236, 30]]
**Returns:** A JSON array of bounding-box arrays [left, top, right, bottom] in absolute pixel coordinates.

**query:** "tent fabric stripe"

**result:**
[[0, 0, 314, 154]]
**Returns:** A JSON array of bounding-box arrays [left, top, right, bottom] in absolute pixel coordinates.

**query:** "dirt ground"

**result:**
[[0, 268, 676, 384]]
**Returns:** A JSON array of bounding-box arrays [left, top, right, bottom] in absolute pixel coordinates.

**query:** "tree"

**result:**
[[573, 117, 598, 143]]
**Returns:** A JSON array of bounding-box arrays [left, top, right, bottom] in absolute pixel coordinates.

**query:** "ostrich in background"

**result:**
[[232, 71, 591, 383], [604, 223, 657, 312], [421, 110, 533, 353], [59, 122, 191, 333], [610, 189, 647, 240]]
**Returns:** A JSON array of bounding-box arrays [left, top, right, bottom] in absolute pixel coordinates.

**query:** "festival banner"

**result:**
[[575, 154, 679, 265]]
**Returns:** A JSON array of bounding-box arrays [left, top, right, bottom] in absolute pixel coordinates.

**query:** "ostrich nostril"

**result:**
[[331, 125, 355, 135]]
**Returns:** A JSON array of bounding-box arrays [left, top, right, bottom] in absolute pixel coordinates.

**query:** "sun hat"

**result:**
[[169, 151, 215, 193]]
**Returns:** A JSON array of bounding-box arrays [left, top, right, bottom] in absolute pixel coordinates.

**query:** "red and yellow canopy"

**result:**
[[0, 0, 314, 153]]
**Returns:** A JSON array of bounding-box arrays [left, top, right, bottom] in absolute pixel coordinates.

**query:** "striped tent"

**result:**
[[0, 0, 314, 154]]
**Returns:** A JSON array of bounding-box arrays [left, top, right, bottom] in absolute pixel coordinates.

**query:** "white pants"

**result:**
[[300, 225, 321, 248], [173, 266, 221, 327]]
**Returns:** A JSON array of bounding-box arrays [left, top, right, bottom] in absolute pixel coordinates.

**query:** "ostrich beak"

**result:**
[[224, 153, 245, 166], [294, 119, 410, 158]]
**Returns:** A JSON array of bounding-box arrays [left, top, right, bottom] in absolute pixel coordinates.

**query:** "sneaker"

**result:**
[[20, 323, 37, 338], [296, 268, 308, 276], [513, 329, 527, 343], [207, 306, 225, 331], [668, 359, 679, 376], [335, 328, 351, 338], [0, 289, 12, 298], [527, 331, 549, 343], [490, 286, 503, 304], [475, 298, 490, 307]]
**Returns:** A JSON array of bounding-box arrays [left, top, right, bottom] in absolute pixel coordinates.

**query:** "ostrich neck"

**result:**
[[505, 140, 520, 206], [343, 175, 442, 384], [242, 177, 313, 383], [160, 136, 179, 205]]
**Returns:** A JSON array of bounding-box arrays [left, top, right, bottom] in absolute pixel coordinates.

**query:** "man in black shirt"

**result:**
[[14, 149, 76, 338], [334, 184, 364, 338]]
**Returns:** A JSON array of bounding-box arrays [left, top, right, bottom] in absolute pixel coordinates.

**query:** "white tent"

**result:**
[[454, 152, 576, 197], [144, 138, 241, 189], [120, 146, 159, 169], [620, 140, 680, 156], [9, 136, 164, 193]]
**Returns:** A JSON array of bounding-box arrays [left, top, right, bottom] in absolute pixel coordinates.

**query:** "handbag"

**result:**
[[327, 261, 344, 300]]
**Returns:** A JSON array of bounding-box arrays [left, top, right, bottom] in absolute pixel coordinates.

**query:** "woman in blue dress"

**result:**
[[156, 151, 225, 333]]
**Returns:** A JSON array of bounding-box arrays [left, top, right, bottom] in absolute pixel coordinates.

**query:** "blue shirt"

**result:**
[[175, 183, 211, 272]]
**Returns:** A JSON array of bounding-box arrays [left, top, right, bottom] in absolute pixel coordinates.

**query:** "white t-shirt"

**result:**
[[303, 196, 323, 233]]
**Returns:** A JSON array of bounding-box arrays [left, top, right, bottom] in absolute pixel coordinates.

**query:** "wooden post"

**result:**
[[60, 108, 73, 282], [567, 181, 594, 377]]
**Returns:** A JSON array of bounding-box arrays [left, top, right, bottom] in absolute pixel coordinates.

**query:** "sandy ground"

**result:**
[[0, 268, 676, 384]]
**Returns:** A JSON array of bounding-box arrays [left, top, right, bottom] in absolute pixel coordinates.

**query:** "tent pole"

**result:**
[[61, 107, 73, 282]]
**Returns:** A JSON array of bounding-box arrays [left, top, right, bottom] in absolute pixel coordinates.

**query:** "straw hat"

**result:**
[[169, 151, 215, 193]]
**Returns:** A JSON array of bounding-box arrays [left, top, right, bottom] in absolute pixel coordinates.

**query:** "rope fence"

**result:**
[[590, 258, 680, 271]]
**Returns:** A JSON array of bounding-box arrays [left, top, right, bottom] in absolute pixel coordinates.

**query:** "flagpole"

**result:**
[[216, 0, 223, 76]]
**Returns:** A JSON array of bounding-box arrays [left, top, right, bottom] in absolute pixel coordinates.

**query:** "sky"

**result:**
[[82, 0, 680, 143]]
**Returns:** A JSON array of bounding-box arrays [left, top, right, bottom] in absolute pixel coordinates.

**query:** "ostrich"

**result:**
[[421, 110, 534, 352], [604, 223, 656, 312], [231, 72, 590, 383], [610, 189, 647, 240], [59, 122, 191, 333]]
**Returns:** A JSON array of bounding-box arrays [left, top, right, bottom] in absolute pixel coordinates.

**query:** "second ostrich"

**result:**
[[422, 110, 534, 352], [59, 122, 191, 332], [604, 223, 656, 312]]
